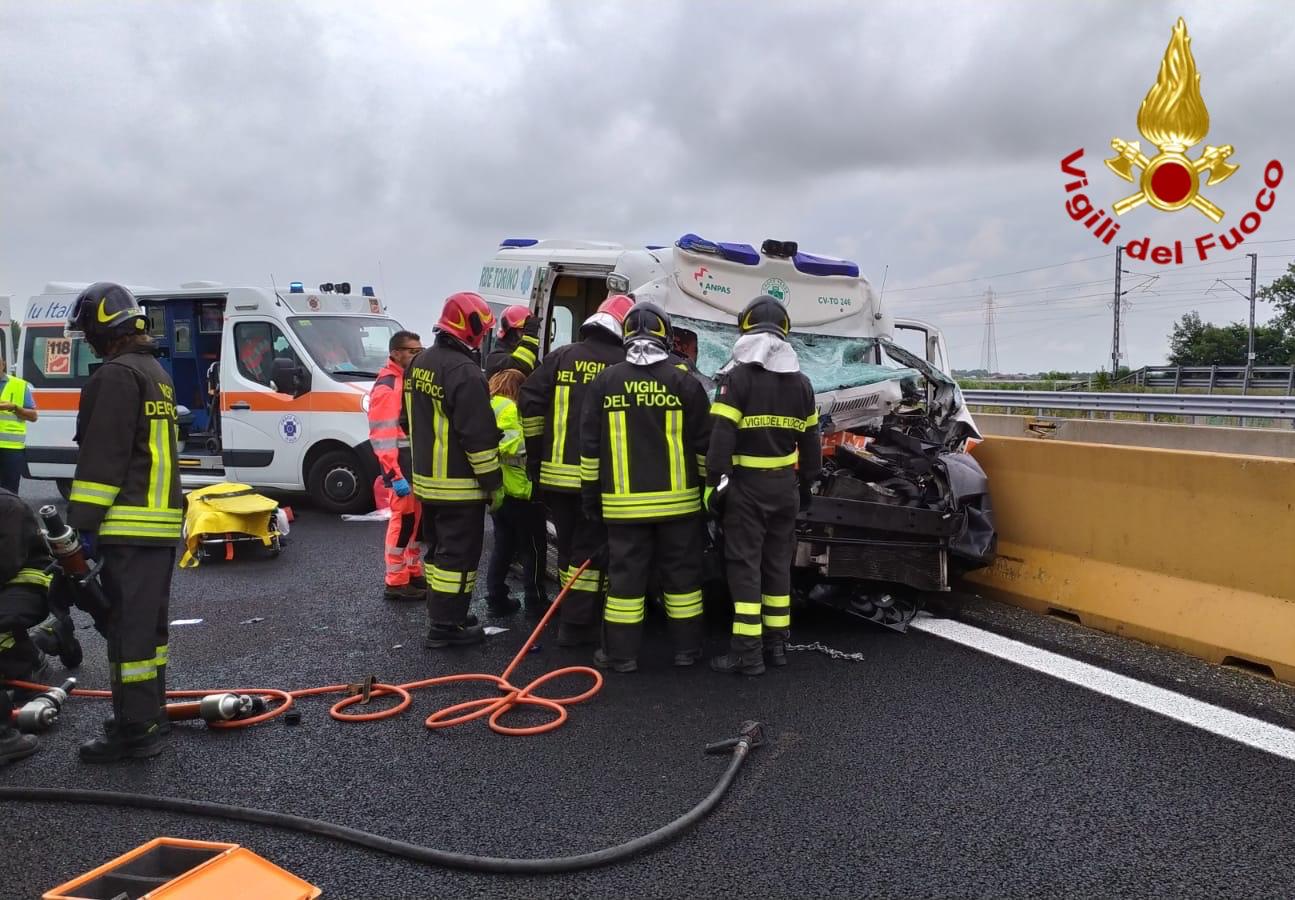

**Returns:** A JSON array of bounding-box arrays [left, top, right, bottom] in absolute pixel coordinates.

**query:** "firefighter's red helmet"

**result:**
[[598, 294, 635, 325], [436, 292, 495, 349], [497, 305, 531, 339]]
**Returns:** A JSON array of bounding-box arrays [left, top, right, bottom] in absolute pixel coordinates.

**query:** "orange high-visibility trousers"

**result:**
[[384, 493, 425, 586]]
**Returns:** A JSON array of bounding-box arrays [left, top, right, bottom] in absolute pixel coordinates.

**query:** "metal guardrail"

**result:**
[[1110, 365, 1295, 393], [962, 389, 1295, 421]]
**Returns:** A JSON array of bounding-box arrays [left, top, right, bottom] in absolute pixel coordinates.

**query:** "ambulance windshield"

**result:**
[[675, 315, 913, 393], [288, 316, 402, 380]]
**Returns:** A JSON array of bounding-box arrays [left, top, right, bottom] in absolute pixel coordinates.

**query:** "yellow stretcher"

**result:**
[[179, 483, 285, 568]]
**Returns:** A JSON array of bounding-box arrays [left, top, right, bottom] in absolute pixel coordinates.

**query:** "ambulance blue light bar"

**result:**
[[675, 233, 760, 266], [793, 251, 860, 278], [362, 286, 375, 297], [289, 282, 304, 293], [500, 238, 539, 248]]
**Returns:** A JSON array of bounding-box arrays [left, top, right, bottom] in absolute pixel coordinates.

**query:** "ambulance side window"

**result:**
[[20, 326, 95, 388], [234, 322, 297, 388]]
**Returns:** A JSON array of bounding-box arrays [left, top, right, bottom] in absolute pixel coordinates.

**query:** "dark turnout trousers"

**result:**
[[486, 498, 547, 604], [545, 491, 606, 627], [722, 469, 797, 658], [100, 545, 174, 728], [421, 501, 486, 626], [603, 517, 704, 662]]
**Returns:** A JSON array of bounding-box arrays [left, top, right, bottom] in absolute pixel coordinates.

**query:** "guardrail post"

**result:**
[[1208, 365, 1217, 394]]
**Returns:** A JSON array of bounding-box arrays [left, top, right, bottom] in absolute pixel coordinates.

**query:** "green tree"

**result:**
[[1258, 261, 1295, 335]]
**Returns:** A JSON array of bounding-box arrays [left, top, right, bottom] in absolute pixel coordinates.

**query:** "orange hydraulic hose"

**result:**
[[6, 559, 603, 737]]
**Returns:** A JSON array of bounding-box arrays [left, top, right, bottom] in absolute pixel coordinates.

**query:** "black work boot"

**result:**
[[673, 648, 703, 667], [79, 722, 165, 763], [104, 715, 172, 737], [383, 583, 425, 602], [557, 622, 599, 647], [593, 648, 638, 673], [408, 574, 429, 591], [0, 728, 38, 766], [424, 622, 485, 649], [486, 593, 521, 616], [524, 594, 551, 619], [710, 652, 766, 676], [764, 638, 788, 668]]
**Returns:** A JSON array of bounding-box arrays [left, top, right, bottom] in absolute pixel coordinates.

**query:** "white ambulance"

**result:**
[[475, 234, 973, 436], [18, 281, 404, 512], [1, 296, 11, 368]]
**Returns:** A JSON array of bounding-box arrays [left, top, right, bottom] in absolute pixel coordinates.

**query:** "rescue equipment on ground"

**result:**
[[179, 483, 287, 568], [8, 723, 767, 876], [12, 678, 75, 733], [41, 837, 320, 900]]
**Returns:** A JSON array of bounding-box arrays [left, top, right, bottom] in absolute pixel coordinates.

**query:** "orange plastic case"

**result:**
[[43, 837, 321, 900]]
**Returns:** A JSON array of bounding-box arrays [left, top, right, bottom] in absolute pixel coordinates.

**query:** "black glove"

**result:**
[[522, 314, 541, 339], [527, 460, 542, 486], [799, 481, 814, 512]]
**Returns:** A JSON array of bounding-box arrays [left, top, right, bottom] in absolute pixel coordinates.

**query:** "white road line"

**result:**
[[910, 615, 1295, 763]]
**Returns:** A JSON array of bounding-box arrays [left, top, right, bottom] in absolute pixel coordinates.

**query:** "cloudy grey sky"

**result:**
[[3, 0, 1292, 372]]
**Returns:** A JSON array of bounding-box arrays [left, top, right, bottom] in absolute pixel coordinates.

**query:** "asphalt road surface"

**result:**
[[4, 480, 1294, 899]]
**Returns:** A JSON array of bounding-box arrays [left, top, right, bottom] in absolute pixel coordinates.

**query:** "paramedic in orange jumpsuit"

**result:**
[[368, 330, 427, 600]]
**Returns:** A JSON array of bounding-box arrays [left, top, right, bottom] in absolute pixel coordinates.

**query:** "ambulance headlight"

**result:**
[[607, 273, 630, 293]]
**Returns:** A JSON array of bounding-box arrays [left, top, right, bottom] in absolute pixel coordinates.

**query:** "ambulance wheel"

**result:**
[[56, 479, 73, 501], [307, 449, 368, 514]]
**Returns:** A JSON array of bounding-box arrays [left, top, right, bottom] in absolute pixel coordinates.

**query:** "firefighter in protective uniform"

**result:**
[[405, 292, 503, 648], [368, 329, 426, 601], [65, 282, 183, 761], [0, 489, 54, 765], [707, 295, 821, 675], [580, 301, 712, 671], [485, 306, 542, 378], [518, 294, 634, 646]]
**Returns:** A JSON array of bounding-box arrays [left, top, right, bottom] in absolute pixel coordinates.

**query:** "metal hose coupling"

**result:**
[[703, 720, 768, 756]]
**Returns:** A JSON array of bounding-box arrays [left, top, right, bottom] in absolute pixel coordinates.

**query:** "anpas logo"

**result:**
[[692, 266, 732, 297], [1060, 18, 1282, 265], [761, 278, 790, 304]]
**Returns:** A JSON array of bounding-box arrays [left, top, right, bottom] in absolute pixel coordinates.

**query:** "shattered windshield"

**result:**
[[288, 316, 401, 380], [675, 315, 916, 393]]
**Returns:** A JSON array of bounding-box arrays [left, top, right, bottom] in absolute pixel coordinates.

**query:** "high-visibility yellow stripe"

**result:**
[[551, 386, 570, 464], [154, 644, 170, 667], [761, 594, 792, 608], [733, 450, 798, 469], [763, 614, 791, 628], [103, 505, 182, 521], [710, 402, 742, 424], [119, 659, 157, 684], [512, 344, 537, 368], [732, 621, 763, 636], [8, 568, 53, 590], [148, 418, 174, 509], [665, 409, 684, 492], [604, 595, 645, 624], [664, 590, 703, 619], [805, 411, 820, 428], [733, 601, 762, 616], [0, 632, 14, 651], [432, 401, 449, 479], [579, 456, 599, 481], [69, 480, 120, 507], [609, 410, 629, 494]]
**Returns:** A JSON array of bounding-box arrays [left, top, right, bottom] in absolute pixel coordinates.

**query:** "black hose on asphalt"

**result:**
[[0, 722, 767, 875]]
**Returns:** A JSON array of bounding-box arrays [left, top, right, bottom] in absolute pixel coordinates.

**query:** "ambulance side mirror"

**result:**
[[271, 356, 310, 397]]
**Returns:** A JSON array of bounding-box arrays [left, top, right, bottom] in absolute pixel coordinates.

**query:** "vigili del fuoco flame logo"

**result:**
[[1059, 17, 1283, 265]]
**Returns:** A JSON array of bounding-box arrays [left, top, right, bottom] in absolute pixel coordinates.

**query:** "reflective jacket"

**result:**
[[485, 333, 541, 379], [404, 336, 502, 504], [67, 348, 183, 545], [0, 374, 31, 450], [518, 330, 625, 493], [580, 358, 712, 522], [491, 395, 531, 500], [0, 487, 53, 598], [707, 361, 821, 484], [368, 357, 410, 486]]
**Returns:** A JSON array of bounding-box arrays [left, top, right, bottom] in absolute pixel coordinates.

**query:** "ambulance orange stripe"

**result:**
[[221, 391, 364, 413], [32, 390, 80, 411]]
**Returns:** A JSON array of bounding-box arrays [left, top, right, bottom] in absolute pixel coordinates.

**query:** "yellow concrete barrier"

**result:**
[[963, 436, 1295, 684]]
